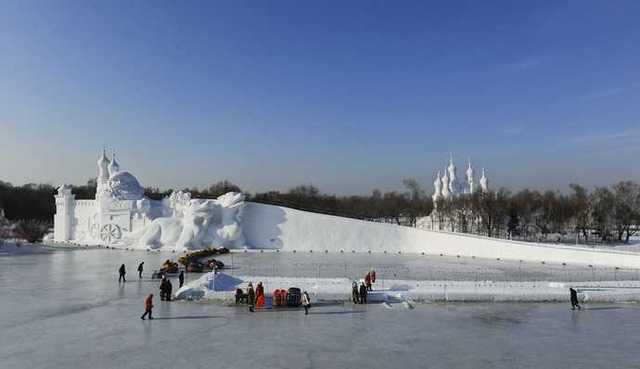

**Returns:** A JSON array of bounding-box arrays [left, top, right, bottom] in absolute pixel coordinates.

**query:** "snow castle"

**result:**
[[431, 154, 489, 203], [50, 151, 640, 268], [54, 151, 246, 250]]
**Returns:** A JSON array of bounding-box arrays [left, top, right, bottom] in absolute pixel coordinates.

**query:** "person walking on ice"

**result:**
[[178, 270, 185, 288], [570, 288, 581, 310], [141, 294, 154, 320], [118, 264, 126, 283], [302, 290, 311, 315], [137, 262, 144, 279]]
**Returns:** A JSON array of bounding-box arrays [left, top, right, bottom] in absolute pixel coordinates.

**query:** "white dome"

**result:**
[[108, 171, 144, 200]]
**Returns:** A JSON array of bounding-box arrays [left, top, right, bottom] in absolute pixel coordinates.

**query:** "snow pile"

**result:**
[[177, 271, 640, 303]]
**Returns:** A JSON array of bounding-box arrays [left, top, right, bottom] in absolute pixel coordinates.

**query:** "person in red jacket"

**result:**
[[141, 294, 154, 320], [365, 272, 372, 291], [371, 270, 376, 284]]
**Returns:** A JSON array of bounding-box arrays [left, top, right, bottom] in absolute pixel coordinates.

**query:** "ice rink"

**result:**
[[1, 249, 640, 369]]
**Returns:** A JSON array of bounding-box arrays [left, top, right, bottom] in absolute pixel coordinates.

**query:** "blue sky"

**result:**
[[1, 1, 639, 194]]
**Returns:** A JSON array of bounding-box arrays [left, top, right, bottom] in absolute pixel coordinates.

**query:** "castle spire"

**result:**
[[108, 148, 120, 176], [480, 168, 489, 193], [466, 158, 475, 194]]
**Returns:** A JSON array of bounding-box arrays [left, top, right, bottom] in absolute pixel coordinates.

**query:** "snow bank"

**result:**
[[241, 202, 640, 268], [176, 271, 640, 304]]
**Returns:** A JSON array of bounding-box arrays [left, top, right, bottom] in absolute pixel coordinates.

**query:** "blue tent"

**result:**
[[207, 272, 244, 292]]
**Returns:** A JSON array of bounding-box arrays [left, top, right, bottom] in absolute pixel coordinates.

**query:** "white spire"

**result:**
[[96, 148, 111, 199], [108, 149, 120, 177], [447, 154, 457, 196], [466, 159, 475, 194], [432, 171, 443, 202], [441, 167, 450, 199], [97, 148, 110, 179], [480, 168, 489, 193]]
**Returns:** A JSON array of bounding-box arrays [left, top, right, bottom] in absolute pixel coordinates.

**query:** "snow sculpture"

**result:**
[[425, 155, 492, 228], [135, 191, 246, 250], [431, 154, 490, 200], [107, 171, 145, 200], [432, 171, 442, 202], [441, 168, 450, 199], [447, 154, 458, 196], [53, 151, 247, 251], [480, 168, 489, 193], [465, 160, 475, 194]]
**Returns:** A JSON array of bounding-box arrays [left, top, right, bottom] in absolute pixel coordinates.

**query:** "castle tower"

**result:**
[[480, 168, 489, 193], [447, 153, 458, 196], [96, 149, 110, 198], [432, 171, 443, 203], [466, 160, 475, 194], [108, 150, 120, 177], [441, 167, 450, 199], [53, 184, 75, 241]]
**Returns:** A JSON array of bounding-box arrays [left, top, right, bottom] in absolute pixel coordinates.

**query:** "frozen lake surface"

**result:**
[[1, 249, 640, 369]]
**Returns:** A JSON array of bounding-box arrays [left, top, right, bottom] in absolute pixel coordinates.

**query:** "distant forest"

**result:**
[[1, 178, 639, 244]]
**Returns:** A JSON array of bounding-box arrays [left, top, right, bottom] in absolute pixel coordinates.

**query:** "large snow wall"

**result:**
[[242, 202, 640, 269]]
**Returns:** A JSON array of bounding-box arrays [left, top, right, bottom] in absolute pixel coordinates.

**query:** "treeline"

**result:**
[[249, 179, 432, 226], [434, 181, 640, 243], [0, 181, 56, 222]]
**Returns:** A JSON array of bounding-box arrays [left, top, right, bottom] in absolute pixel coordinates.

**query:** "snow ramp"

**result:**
[[241, 202, 640, 269]]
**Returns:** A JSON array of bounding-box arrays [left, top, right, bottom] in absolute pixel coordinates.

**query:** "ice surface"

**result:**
[[2, 249, 640, 369]]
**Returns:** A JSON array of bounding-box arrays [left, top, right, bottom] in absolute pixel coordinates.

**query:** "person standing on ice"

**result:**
[[247, 282, 256, 312], [178, 270, 185, 288], [256, 282, 265, 301], [352, 281, 360, 304], [301, 291, 311, 315], [141, 294, 154, 320], [365, 272, 372, 291], [159, 276, 169, 301], [359, 282, 368, 304], [166, 279, 173, 301], [137, 262, 144, 279], [118, 264, 126, 283], [570, 288, 581, 310]]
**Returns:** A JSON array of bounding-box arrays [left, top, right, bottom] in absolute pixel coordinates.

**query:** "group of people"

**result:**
[[114, 260, 188, 320], [352, 281, 368, 304], [243, 281, 265, 312], [352, 270, 376, 304], [159, 276, 173, 301], [118, 262, 145, 282], [236, 281, 311, 315]]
